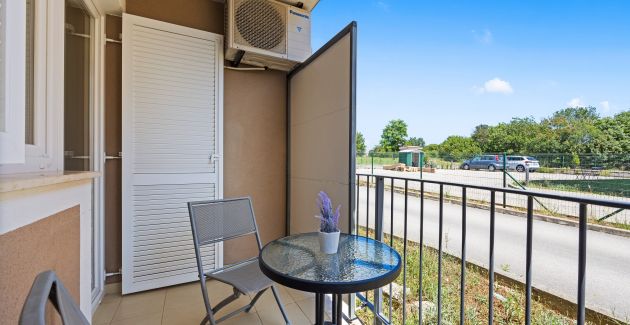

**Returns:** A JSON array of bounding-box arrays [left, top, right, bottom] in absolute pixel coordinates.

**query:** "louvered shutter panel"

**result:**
[[122, 14, 223, 294]]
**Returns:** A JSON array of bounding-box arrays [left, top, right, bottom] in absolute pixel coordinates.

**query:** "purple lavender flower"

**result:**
[[315, 191, 340, 233]]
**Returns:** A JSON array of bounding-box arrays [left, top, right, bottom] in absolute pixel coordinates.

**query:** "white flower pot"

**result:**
[[318, 231, 340, 254]]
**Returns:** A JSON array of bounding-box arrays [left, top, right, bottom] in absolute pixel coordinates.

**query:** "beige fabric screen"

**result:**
[[288, 22, 357, 235]]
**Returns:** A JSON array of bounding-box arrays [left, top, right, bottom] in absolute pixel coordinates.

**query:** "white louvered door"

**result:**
[[121, 14, 223, 294]]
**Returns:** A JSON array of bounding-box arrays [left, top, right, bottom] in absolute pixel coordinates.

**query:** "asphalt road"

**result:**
[[357, 186, 630, 321], [356, 168, 630, 224]]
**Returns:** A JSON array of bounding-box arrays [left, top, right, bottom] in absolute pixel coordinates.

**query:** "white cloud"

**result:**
[[599, 100, 610, 112], [567, 97, 584, 107], [375, 1, 390, 11], [472, 29, 493, 44], [544, 80, 559, 88], [474, 78, 514, 95]]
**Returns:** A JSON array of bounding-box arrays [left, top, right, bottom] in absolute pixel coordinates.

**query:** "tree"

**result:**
[[378, 119, 408, 152], [471, 124, 491, 151], [551, 106, 599, 122], [438, 136, 481, 161], [405, 136, 425, 147], [460, 106, 629, 168], [542, 106, 602, 154], [423, 143, 440, 155], [356, 132, 366, 156]]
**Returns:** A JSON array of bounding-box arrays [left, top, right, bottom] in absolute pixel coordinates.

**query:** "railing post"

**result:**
[[525, 196, 534, 325], [489, 191, 496, 324], [373, 176, 385, 325], [371, 152, 374, 175], [577, 203, 587, 324], [419, 151, 424, 179], [502, 152, 507, 208], [525, 166, 530, 185]]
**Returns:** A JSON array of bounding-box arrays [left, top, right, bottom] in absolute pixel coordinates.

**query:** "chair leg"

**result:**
[[244, 288, 268, 312], [212, 287, 241, 314], [199, 276, 217, 325], [271, 285, 291, 325]]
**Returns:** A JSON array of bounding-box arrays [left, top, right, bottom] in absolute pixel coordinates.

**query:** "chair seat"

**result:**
[[209, 259, 273, 295]]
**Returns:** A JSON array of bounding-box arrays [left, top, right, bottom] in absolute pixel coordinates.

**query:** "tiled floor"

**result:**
[[92, 280, 341, 325]]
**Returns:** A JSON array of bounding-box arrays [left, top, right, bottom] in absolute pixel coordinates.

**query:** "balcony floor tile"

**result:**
[[94, 281, 317, 325]]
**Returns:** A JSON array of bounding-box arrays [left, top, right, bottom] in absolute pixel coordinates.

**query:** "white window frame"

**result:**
[[0, 0, 107, 310], [0, 0, 26, 164], [76, 0, 107, 309], [0, 0, 65, 173], [59, 0, 106, 308]]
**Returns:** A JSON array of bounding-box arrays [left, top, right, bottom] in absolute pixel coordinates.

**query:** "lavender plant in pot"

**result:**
[[315, 191, 341, 254]]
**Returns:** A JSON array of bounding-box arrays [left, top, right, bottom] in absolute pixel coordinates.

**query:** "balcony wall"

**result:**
[[0, 206, 80, 325], [0, 175, 95, 322]]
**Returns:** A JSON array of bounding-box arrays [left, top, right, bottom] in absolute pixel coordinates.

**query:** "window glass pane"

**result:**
[[64, 1, 92, 171], [25, 0, 34, 144]]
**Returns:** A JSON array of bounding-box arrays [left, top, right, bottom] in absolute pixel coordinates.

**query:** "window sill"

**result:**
[[0, 171, 100, 194]]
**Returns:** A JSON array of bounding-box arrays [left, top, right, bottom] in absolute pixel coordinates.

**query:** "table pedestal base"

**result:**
[[315, 293, 343, 325]]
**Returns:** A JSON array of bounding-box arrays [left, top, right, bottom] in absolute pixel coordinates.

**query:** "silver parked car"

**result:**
[[507, 155, 540, 172], [461, 155, 506, 171]]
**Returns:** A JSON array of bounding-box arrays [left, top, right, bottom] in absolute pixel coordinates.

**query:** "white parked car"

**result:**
[[507, 156, 540, 172]]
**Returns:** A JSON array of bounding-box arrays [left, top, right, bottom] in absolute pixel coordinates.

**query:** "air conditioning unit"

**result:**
[[226, 0, 312, 71]]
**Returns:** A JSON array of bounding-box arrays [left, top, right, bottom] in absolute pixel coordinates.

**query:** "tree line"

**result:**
[[356, 119, 424, 156], [357, 107, 630, 164]]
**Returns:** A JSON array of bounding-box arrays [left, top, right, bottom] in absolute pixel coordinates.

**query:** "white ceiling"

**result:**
[[91, 0, 125, 14], [91, 0, 320, 17]]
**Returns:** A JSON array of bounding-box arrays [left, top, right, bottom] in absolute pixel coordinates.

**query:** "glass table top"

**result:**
[[259, 233, 401, 292]]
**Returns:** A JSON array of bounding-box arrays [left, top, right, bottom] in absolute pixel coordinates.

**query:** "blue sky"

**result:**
[[311, 0, 630, 147]]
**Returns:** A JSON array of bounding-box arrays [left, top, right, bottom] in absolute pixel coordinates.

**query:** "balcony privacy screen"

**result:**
[[287, 23, 357, 235]]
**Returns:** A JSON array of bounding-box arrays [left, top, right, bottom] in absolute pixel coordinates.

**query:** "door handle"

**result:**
[[105, 152, 122, 161]]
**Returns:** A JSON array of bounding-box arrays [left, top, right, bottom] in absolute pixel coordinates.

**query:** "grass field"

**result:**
[[356, 155, 399, 167], [353, 228, 623, 325], [528, 179, 630, 198]]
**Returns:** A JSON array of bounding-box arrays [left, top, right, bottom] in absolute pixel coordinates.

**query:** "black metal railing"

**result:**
[[352, 173, 630, 325]]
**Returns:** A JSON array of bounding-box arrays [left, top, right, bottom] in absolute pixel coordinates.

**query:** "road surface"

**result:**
[[357, 186, 630, 321], [356, 168, 630, 224]]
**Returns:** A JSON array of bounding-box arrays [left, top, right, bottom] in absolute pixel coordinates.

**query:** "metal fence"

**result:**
[[352, 173, 630, 325], [357, 151, 630, 172], [356, 152, 630, 226]]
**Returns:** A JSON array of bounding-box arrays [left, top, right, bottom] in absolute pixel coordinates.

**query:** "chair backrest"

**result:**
[[188, 197, 261, 249], [19, 270, 89, 325]]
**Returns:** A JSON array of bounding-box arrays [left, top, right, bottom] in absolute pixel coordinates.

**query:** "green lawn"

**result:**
[[528, 179, 630, 198], [356, 155, 399, 166]]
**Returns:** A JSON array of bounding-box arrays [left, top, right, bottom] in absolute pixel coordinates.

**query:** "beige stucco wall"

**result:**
[[125, 0, 287, 264], [223, 69, 287, 263], [0, 206, 81, 324]]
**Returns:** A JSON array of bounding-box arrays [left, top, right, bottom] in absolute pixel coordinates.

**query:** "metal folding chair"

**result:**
[[188, 197, 291, 325], [19, 270, 89, 325]]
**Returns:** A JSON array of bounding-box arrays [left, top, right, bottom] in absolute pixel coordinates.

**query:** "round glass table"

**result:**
[[259, 232, 401, 325]]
